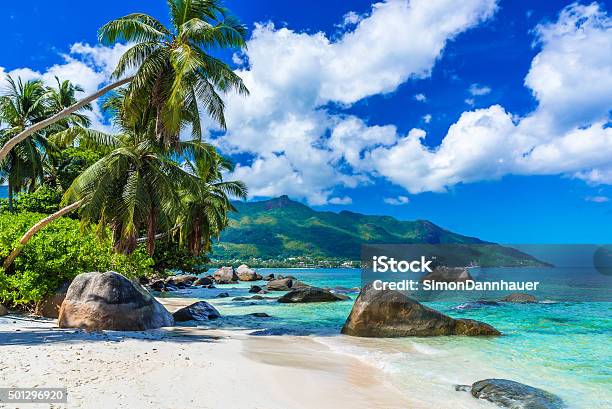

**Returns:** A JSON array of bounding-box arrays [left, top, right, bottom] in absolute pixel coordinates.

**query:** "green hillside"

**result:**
[[211, 196, 541, 267]]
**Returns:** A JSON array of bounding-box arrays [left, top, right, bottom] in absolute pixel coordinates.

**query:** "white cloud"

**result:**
[[0, 42, 131, 133], [586, 195, 610, 203], [423, 114, 432, 123], [384, 195, 410, 205], [468, 83, 491, 96], [329, 196, 353, 205], [414, 93, 427, 102], [218, 0, 499, 204], [366, 2, 612, 193], [465, 97, 475, 106]]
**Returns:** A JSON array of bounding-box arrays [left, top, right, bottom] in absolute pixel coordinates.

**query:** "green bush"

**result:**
[[0, 212, 154, 307], [0, 185, 62, 214], [152, 239, 209, 274]]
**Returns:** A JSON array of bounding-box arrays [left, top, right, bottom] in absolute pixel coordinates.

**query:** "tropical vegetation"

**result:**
[[0, 0, 249, 308]]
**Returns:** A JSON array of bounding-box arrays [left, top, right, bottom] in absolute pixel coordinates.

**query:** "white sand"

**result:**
[[0, 303, 417, 409]]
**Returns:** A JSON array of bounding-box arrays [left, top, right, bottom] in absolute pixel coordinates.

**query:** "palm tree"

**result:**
[[98, 0, 249, 147], [0, 77, 49, 211], [177, 141, 246, 255], [0, 0, 248, 162]]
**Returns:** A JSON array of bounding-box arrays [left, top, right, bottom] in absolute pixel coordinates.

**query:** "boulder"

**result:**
[[502, 293, 537, 303], [421, 266, 473, 283], [266, 277, 293, 291], [214, 267, 239, 284], [460, 379, 564, 409], [149, 280, 166, 291], [194, 277, 213, 286], [35, 281, 71, 318], [263, 274, 275, 281], [278, 287, 348, 303], [249, 285, 263, 293], [290, 280, 311, 290], [341, 283, 500, 337], [216, 292, 230, 298], [166, 275, 197, 287], [58, 272, 174, 331], [173, 301, 220, 321], [235, 264, 260, 281], [0, 304, 8, 316]]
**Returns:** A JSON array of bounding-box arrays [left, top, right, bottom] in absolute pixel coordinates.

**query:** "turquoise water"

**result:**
[[159, 268, 612, 408]]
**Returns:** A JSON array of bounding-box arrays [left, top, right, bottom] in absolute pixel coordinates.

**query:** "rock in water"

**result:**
[[173, 301, 220, 321], [214, 267, 239, 284], [470, 379, 564, 408], [341, 283, 500, 337], [194, 277, 213, 286], [421, 266, 473, 283], [249, 285, 263, 293], [58, 272, 174, 331], [266, 277, 293, 291], [35, 281, 71, 318], [278, 287, 348, 303], [236, 264, 260, 281], [501, 293, 537, 303], [165, 275, 197, 287]]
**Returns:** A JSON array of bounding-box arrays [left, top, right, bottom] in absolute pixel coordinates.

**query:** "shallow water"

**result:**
[[158, 268, 612, 408]]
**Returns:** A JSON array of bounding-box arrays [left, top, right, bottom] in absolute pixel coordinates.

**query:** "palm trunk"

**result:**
[[2, 200, 83, 270], [146, 208, 157, 256], [0, 76, 134, 163]]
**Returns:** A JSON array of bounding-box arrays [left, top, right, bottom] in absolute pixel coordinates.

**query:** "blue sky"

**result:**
[[1, 0, 611, 243]]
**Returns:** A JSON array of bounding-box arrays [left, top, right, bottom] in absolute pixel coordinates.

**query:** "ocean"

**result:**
[[158, 267, 612, 408]]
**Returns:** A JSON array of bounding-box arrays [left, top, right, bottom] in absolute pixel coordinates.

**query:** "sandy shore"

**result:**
[[0, 300, 417, 409]]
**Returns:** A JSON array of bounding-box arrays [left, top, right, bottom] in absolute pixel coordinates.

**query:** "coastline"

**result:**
[[0, 299, 417, 409]]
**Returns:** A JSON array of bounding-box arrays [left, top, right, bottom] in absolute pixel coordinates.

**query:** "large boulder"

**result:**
[[165, 275, 197, 287], [420, 266, 473, 283], [266, 277, 293, 291], [58, 272, 174, 331], [235, 264, 261, 281], [0, 304, 7, 316], [341, 283, 500, 337], [501, 293, 537, 303], [278, 287, 349, 303], [35, 281, 71, 318], [457, 379, 565, 409], [214, 267, 239, 284], [249, 285, 263, 293], [173, 301, 220, 322]]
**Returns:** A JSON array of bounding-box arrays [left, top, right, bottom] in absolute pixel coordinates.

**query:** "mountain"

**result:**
[[212, 195, 541, 266]]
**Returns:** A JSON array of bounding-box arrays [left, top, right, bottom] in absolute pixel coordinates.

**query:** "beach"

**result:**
[[0, 306, 416, 409]]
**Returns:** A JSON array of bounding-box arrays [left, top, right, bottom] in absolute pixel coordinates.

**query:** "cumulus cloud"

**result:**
[[368, 2, 612, 192], [384, 195, 410, 205], [414, 93, 427, 102], [218, 0, 499, 204], [0, 42, 131, 132], [423, 114, 432, 123]]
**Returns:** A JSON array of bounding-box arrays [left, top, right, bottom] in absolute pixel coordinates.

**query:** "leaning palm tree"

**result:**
[[0, 0, 248, 162]]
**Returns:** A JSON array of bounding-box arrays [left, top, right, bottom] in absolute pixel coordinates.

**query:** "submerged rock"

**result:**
[[248, 312, 270, 318], [173, 301, 220, 322], [464, 379, 565, 408], [421, 266, 473, 283], [35, 281, 71, 318], [214, 267, 239, 284], [501, 293, 537, 303], [452, 300, 501, 311], [58, 272, 174, 331], [341, 283, 500, 337], [278, 287, 348, 303], [216, 292, 230, 298]]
